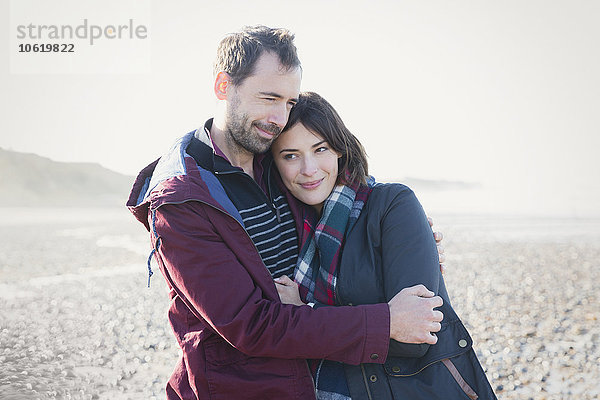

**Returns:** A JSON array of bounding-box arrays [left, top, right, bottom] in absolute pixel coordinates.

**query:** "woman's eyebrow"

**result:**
[[278, 140, 327, 153], [278, 147, 298, 154]]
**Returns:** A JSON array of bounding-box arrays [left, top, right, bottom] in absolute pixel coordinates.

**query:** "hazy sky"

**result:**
[[1, 0, 599, 217]]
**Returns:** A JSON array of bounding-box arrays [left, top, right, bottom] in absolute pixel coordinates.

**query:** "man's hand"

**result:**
[[274, 275, 305, 306], [427, 217, 446, 274], [388, 285, 443, 344]]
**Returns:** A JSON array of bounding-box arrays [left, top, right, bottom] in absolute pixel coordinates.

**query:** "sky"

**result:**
[[1, 0, 599, 217]]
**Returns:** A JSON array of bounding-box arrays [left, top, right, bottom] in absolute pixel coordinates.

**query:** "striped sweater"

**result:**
[[186, 121, 298, 278]]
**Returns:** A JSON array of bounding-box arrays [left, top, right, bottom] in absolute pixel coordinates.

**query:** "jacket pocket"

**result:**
[[204, 338, 249, 366], [441, 358, 479, 400], [383, 318, 472, 377], [383, 358, 475, 400]]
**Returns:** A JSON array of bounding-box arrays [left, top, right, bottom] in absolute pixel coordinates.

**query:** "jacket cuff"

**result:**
[[360, 303, 390, 364]]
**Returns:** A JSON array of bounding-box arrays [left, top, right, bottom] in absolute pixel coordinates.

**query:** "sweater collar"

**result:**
[[188, 118, 268, 181]]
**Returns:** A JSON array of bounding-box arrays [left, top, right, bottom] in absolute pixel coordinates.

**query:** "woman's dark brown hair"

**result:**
[[284, 92, 369, 185]]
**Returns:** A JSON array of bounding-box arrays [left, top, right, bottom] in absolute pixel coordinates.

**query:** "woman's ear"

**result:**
[[214, 71, 231, 100]]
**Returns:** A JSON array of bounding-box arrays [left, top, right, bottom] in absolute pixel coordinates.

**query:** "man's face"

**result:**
[[225, 52, 302, 155]]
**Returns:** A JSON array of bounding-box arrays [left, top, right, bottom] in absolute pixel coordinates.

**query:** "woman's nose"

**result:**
[[301, 157, 318, 176]]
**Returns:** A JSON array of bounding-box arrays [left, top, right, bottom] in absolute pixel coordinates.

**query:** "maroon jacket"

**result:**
[[127, 132, 390, 399]]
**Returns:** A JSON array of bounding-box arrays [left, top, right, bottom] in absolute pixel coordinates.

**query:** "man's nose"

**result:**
[[267, 103, 289, 128]]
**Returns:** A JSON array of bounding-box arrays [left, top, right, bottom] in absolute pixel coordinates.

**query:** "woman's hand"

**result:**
[[427, 217, 446, 275], [274, 275, 305, 306]]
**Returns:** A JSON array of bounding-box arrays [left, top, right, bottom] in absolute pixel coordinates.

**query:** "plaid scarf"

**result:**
[[294, 178, 374, 305]]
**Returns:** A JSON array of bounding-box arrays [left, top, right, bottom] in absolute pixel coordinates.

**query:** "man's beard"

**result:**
[[225, 97, 282, 155]]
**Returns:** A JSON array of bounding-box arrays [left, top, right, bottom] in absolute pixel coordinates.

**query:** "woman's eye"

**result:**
[[316, 147, 329, 153], [283, 153, 297, 160]]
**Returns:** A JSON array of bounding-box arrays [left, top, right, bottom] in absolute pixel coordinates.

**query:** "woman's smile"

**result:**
[[299, 178, 324, 190]]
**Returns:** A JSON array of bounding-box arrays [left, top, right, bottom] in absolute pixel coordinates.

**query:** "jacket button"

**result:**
[[458, 339, 468, 348], [370, 353, 379, 360], [370, 375, 377, 382], [392, 366, 401, 373]]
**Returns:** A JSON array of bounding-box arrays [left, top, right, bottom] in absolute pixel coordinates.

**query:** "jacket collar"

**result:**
[[184, 119, 234, 173], [189, 118, 270, 183], [126, 119, 277, 229]]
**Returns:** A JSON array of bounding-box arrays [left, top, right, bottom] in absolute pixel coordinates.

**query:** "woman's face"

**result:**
[[272, 123, 340, 212]]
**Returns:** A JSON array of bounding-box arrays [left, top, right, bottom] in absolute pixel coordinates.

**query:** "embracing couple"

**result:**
[[127, 26, 496, 400]]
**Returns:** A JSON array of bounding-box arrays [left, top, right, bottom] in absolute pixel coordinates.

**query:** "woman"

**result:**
[[271, 92, 496, 400]]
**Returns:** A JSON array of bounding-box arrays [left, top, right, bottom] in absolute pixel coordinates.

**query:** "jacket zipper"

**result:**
[[360, 364, 374, 400], [388, 356, 459, 377]]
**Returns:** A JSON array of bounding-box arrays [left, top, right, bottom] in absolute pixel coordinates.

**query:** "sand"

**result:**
[[1, 208, 598, 399]]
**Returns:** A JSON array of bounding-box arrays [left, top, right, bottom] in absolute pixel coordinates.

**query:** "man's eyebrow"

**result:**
[[259, 91, 282, 98], [259, 92, 299, 103]]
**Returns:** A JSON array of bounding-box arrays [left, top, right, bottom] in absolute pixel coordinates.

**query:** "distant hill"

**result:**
[[0, 147, 480, 207], [0, 148, 134, 207]]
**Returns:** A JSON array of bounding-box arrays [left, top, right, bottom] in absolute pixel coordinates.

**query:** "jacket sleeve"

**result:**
[[152, 201, 390, 365], [379, 186, 441, 358]]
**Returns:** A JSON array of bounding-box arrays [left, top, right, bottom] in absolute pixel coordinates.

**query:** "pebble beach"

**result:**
[[0, 208, 598, 399]]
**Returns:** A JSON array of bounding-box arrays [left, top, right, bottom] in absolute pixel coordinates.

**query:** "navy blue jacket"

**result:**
[[337, 183, 497, 400]]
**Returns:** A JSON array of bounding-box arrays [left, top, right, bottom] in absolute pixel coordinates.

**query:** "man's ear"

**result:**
[[214, 71, 231, 100]]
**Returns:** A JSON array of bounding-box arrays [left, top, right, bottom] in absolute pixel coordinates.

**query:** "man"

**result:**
[[127, 26, 444, 399]]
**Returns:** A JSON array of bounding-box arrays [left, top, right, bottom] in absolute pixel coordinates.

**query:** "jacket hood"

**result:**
[[126, 130, 243, 231], [126, 157, 160, 231]]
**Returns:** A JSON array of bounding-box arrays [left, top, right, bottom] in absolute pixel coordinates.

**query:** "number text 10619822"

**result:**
[[18, 43, 75, 53]]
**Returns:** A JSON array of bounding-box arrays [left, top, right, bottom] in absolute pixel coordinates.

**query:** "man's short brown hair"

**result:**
[[214, 25, 301, 86]]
